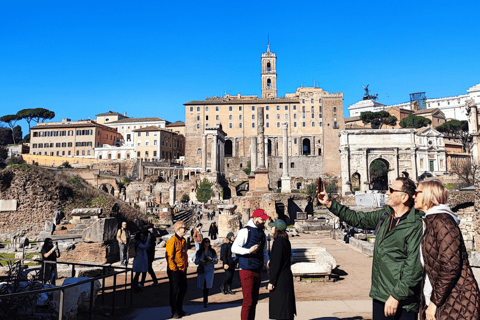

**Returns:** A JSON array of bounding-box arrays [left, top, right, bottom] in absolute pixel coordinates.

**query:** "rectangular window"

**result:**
[[252, 123, 255, 128], [291, 162, 295, 168], [229, 123, 233, 128], [138, 132, 141, 136], [154, 151, 157, 157], [294, 122, 297, 127], [302, 122, 306, 127], [279, 163, 283, 168], [154, 140, 157, 145], [216, 106, 219, 111], [239, 123, 243, 128], [216, 115, 219, 120], [68, 142, 72, 147], [146, 132, 149, 136], [190, 107, 193, 112], [293, 114, 297, 119], [206, 106, 209, 111]]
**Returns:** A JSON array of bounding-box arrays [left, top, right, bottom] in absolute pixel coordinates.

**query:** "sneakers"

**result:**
[[226, 285, 235, 294], [172, 313, 182, 319]]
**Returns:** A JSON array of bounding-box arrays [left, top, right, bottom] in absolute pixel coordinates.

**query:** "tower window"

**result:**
[[267, 62, 271, 71], [302, 122, 306, 127], [333, 107, 337, 112], [216, 115, 219, 120], [267, 79, 271, 87], [239, 115, 242, 120]]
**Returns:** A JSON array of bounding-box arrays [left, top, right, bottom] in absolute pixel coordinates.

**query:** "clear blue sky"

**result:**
[[2, 0, 480, 137]]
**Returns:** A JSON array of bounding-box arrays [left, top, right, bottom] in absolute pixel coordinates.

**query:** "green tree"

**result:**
[[370, 159, 388, 180], [436, 120, 470, 151], [16, 108, 55, 138], [243, 162, 251, 175], [16, 109, 36, 137], [0, 115, 20, 144], [196, 178, 213, 203], [12, 126, 22, 143], [399, 114, 432, 128], [360, 111, 397, 129]]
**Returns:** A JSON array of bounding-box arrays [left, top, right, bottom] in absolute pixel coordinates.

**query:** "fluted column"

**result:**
[[257, 107, 266, 170], [201, 134, 207, 172], [281, 123, 291, 193]]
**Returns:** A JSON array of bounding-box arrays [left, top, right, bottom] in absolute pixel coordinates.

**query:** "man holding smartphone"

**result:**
[[232, 209, 270, 320]]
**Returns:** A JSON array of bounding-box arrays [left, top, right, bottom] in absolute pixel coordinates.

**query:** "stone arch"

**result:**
[[225, 140, 233, 157], [223, 186, 231, 200], [369, 158, 389, 191], [107, 152, 112, 160], [302, 138, 311, 156], [351, 172, 361, 193]]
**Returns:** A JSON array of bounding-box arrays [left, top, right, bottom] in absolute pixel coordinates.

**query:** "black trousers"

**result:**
[[222, 267, 234, 287], [373, 299, 418, 320], [147, 251, 158, 284], [168, 270, 188, 315]]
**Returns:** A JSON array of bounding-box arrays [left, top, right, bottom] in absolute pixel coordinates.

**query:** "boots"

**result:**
[[226, 285, 235, 295], [203, 288, 209, 307]]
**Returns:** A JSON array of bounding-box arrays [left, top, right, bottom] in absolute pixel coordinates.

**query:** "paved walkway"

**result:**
[[124, 300, 372, 320]]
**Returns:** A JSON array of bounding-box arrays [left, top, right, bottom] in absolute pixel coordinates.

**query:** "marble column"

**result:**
[[211, 134, 218, 172], [257, 107, 266, 170], [250, 136, 257, 172], [201, 134, 207, 172], [281, 123, 291, 193]]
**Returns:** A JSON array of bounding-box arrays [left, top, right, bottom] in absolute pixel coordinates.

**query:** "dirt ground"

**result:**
[[98, 234, 372, 311]]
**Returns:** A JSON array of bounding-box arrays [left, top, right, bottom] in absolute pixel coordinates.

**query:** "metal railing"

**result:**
[[0, 259, 134, 320]]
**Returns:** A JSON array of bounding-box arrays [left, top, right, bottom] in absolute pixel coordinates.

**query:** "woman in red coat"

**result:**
[[414, 181, 480, 320]]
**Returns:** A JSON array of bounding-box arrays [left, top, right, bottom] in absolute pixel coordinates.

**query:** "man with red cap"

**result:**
[[232, 208, 270, 320]]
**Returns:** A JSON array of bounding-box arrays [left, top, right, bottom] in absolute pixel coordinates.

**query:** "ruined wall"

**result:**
[[268, 156, 324, 190], [74, 159, 137, 177], [448, 191, 475, 209]]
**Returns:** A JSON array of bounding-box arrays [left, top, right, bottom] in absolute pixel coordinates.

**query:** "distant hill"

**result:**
[[0, 163, 145, 241]]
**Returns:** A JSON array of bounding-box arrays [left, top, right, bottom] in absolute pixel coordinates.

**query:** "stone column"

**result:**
[[340, 147, 351, 196], [250, 136, 257, 172], [264, 136, 268, 169], [257, 107, 266, 170], [281, 123, 291, 193], [211, 134, 218, 172], [201, 134, 207, 172]]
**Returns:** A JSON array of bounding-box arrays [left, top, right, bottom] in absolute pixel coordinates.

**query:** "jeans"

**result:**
[[195, 242, 201, 251], [119, 243, 128, 263], [168, 269, 188, 316], [239, 269, 262, 320], [373, 299, 418, 320]]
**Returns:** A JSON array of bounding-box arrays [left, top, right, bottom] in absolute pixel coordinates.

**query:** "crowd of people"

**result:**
[[97, 177, 480, 320]]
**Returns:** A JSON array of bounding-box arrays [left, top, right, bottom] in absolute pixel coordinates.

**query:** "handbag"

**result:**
[[197, 264, 205, 274]]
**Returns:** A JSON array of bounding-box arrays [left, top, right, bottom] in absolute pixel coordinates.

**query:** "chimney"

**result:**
[[124, 112, 127, 116]]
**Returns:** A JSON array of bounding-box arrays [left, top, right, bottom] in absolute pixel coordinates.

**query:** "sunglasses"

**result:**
[[389, 187, 405, 194]]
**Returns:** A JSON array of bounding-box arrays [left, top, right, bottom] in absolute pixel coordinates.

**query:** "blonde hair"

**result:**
[[418, 180, 448, 208], [173, 221, 186, 234]]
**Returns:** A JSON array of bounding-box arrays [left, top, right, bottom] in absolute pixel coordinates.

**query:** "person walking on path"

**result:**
[[220, 232, 237, 295], [232, 208, 270, 320], [132, 231, 150, 292], [117, 221, 130, 265], [166, 221, 189, 319], [40, 238, 60, 285], [208, 222, 218, 240], [146, 228, 158, 286], [267, 219, 296, 320], [193, 223, 203, 252], [195, 238, 218, 308], [318, 177, 423, 320], [414, 181, 480, 320]]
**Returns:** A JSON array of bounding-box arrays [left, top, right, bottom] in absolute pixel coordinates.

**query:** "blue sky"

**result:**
[[1, 1, 480, 136]]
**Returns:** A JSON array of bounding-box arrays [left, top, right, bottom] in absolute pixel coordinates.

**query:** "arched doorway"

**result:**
[[225, 140, 233, 157], [369, 159, 389, 191], [351, 172, 361, 193], [223, 187, 231, 200], [302, 139, 311, 156], [268, 139, 272, 156]]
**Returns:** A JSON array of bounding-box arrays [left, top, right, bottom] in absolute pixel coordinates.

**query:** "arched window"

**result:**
[[197, 148, 202, 154], [267, 78, 271, 87], [267, 62, 271, 71], [302, 139, 311, 156]]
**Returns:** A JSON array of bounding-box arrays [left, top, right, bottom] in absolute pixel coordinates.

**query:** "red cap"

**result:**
[[252, 209, 269, 219]]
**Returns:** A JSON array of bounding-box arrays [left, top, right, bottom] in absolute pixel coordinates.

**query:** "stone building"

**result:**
[[348, 82, 480, 121], [339, 127, 447, 196], [30, 119, 121, 158], [184, 45, 344, 191]]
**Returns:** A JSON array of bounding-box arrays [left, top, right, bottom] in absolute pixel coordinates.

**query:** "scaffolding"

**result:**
[[410, 92, 426, 110]]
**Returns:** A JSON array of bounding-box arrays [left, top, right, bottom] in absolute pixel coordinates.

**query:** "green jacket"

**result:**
[[329, 201, 423, 312]]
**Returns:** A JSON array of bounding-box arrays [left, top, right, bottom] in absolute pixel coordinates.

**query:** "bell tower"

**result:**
[[261, 44, 277, 98]]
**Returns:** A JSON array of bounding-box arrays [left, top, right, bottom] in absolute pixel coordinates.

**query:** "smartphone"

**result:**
[[317, 177, 324, 193]]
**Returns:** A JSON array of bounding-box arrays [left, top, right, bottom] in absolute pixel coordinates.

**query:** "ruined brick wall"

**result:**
[[75, 159, 137, 177], [448, 191, 475, 209], [268, 156, 324, 190], [59, 242, 118, 264]]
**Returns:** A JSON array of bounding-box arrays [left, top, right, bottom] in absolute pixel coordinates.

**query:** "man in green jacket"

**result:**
[[318, 177, 423, 320]]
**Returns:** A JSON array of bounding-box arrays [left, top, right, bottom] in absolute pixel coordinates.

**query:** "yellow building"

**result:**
[[133, 126, 185, 161]]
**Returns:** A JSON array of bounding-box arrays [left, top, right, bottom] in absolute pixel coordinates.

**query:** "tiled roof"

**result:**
[[414, 108, 442, 115], [31, 121, 118, 132], [166, 121, 185, 127], [133, 126, 174, 133], [107, 117, 165, 124]]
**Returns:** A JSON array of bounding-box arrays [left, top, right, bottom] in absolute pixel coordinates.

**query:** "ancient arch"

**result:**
[[351, 172, 361, 193], [369, 158, 389, 191], [302, 138, 311, 156]]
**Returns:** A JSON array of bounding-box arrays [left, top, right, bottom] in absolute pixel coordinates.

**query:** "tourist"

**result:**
[[318, 177, 423, 319], [208, 222, 218, 240], [166, 221, 189, 319], [232, 208, 270, 320], [132, 231, 150, 292], [268, 219, 296, 320], [414, 181, 480, 320], [116, 221, 130, 265], [193, 223, 203, 252], [146, 228, 158, 286], [220, 232, 237, 294], [194, 238, 218, 308], [40, 238, 60, 285]]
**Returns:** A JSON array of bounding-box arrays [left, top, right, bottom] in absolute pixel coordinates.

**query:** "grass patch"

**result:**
[[69, 177, 83, 189]]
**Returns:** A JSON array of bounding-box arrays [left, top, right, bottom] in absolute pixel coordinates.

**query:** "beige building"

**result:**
[[30, 119, 121, 158], [166, 121, 185, 136], [133, 126, 185, 161], [184, 45, 344, 190]]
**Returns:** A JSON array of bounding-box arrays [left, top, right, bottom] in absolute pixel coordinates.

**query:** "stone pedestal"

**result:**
[[248, 174, 256, 192], [218, 213, 241, 238], [254, 169, 269, 191], [281, 176, 291, 193]]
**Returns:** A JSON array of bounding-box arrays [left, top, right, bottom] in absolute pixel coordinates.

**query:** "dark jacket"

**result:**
[[221, 242, 236, 269], [329, 201, 423, 312], [420, 210, 480, 320], [269, 236, 296, 319], [208, 224, 218, 240]]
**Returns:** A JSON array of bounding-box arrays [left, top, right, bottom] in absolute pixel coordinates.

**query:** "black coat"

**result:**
[[208, 225, 218, 240], [269, 237, 296, 319], [221, 242, 236, 269]]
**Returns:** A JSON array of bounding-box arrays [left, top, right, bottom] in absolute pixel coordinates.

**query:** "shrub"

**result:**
[[243, 162, 251, 175], [196, 178, 213, 203], [181, 194, 190, 202]]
